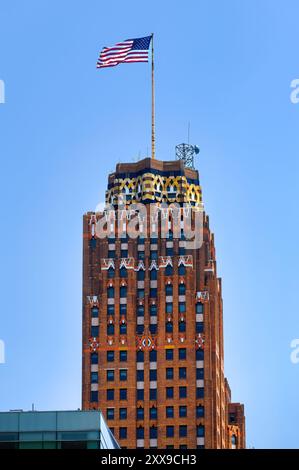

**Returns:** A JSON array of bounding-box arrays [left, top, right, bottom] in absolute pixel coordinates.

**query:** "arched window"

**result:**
[[108, 267, 115, 279], [165, 265, 173, 276], [231, 434, 237, 448]]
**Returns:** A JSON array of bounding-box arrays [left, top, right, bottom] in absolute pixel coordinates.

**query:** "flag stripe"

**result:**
[[97, 35, 151, 69]]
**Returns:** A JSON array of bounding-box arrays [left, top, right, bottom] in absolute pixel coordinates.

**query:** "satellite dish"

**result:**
[[194, 145, 200, 155]]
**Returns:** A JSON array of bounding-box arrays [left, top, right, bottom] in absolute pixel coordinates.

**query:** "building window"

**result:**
[[119, 408, 127, 420], [179, 406, 187, 418], [196, 303, 204, 314], [166, 322, 173, 333], [166, 368, 174, 380], [107, 286, 114, 298], [179, 302, 186, 313], [137, 305, 144, 317], [120, 388, 127, 400], [91, 325, 99, 337], [196, 368, 204, 380], [178, 321, 186, 332], [120, 286, 127, 298], [165, 349, 174, 361], [166, 247, 174, 257], [166, 426, 174, 438], [91, 372, 98, 383], [137, 289, 145, 299], [137, 370, 144, 381], [150, 324, 157, 335], [137, 351, 144, 363], [166, 387, 174, 399], [150, 369, 157, 381], [165, 265, 173, 276], [231, 434, 237, 447], [166, 406, 174, 418], [137, 407, 144, 420], [179, 386, 187, 398], [150, 350, 157, 362], [120, 323, 127, 335], [107, 370, 114, 382], [165, 284, 173, 295], [119, 427, 127, 440], [107, 389, 114, 401], [196, 405, 204, 418], [137, 270, 145, 280], [107, 324, 114, 335], [179, 425, 187, 437], [91, 307, 99, 317], [90, 238, 97, 250], [229, 413, 236, 423], [108, 250, 115, 259], [196, 349, 204, 360], [150, 304, 157, 316], [137, 389, 144, 401], [150, 269, 157, 280], [179, 367, 187, 379], [121, 250, 128, 258], [107, 304, 115, 316], [119, 369, 127, 381], [108, 267, 115, 278], [91, 352, 98, 364], [179, 246, 185, 255], [120, 304, 127, 315], [197, 425, 205, 437], [138, 252, 145, 261], [166, 302, 173, 313], [178, 265, 186, 276], [150, 407, 157, 420], [196, 322, 204, 333], [178, 284, 186, 295], [150, 426, 158, 439], [90, 391, 98, 402], [179, 348, 186, 360], [136, 427, 144, 439], [119, 350, 127, 362], [150, 388, 157, 400], [120, 267, 127, 278], [196, 387, 204, 399], [107, 408, 114, 420], [150, 288, 157, 298], [150, 251, 158, 260], [136, 324, 144, 335]]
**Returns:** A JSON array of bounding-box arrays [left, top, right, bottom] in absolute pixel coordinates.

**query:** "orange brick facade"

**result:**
[[82, 157, 245, 449]]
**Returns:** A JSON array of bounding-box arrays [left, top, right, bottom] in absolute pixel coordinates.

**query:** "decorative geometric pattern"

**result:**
[[159, 256, 173, 268], [136, 332, 156, 351], [178, 255, 193, 267], [101, 259, 115, 270], [86, 295, 99, 306], [119, 257, 135, 269], [196, 291, 209, 302], [195, 333, 205, 350], [89, 337, 100, 352]]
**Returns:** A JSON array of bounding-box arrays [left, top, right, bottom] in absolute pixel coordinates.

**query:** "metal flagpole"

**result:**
[[151, 33, 155, 159]]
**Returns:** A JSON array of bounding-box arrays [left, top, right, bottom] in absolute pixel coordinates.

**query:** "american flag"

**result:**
[[97, 35, 152, 69]]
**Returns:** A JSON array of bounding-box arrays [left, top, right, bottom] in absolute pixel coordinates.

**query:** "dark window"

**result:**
[[119, 427, 127, 440], [150, 369, 157, 381], [90, 391, 98, 402], [150, 269, 157, 280], [196, 322, 204, 333], [120, 388, 127, 400], [149, 324, 157, 334], [120, 267, 127, 278], [107, 304, 114, 316], [108, 267, 115, 278], [196, 387, 204, 399], [196, 368, 204, 379], [166, 387, 174, 399], [120, 286, 127, 298], [91, 353, 98, 364], [150, 349, 157, 362], [107, 389, 114, 401], [91, 325, 99, 337], [179, 386, 187, 398], [179, 406, 187, 418], [197, 405, 204, 418], [121, 250, 128, 258], [166, 426, 174, 438], [137, 389, 144, 401], [108, 250, 115, 259], [197, 425, 205, 437], [119, 369, 127, 381], [179, 425, 187, 437], [137, 407, 144, 420], [150, 388, 157, 400], [166, 349, 174, 360], [150, 426, 158, 438], [165, 265, 173, 276], [150, 251, 158, 260], [91, 372, 98, 383], [179, 367, 187, 379], [196, 303, 204, 314], [166, 406, 174, 418], [178, 284, 186, 295], [137, 305, 144, 317], [166, 322, 173, 333], [166, 303, 173, 313], [137, 289, 145, 298], [137, 370, 144, 381], [90, 238, 97, 250], [179, 302, 186, 313], [107, 286, 114, 298], [119, 350, 127, 362], [137, 351, 144, 363], [107, 324, 114, 335], [138, 252, 145, 260], [166, 247, 174, 256], [179, 348, 186, 360], [107, 408, 114, 420], [166, 368, 174, 380], [150, 407, 157, 420], [179, 321, 186, 332], [150, 304, 157, 316], [229, 413, 236, 424], [178, 265, 186, 275], [120, 323, 127, 335], [119, 408, 127, 420], [107, 370, 114, 382], [150, 288, 157, 298], [91, 307, 98, 317], [120, 304, 127, 315], [136, 427, 144, 439], [179, 246, 185, 255], [196, 349, 204, 360], [165, 284, 173, 295], [137, 270, 145, 280], [136, 324, 144, 335]]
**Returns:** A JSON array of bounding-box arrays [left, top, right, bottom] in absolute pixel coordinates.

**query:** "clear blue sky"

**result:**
[[0, 0, 298, 449]]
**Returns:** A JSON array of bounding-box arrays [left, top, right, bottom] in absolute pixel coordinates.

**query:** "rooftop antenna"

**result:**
[[175, 142, 200, 169]]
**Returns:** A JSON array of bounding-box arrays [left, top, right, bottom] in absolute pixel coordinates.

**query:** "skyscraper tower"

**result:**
[[82, 154, 245, 449]]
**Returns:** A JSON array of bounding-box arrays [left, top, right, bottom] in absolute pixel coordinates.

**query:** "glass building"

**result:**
[[0, 410, 119, 449]]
